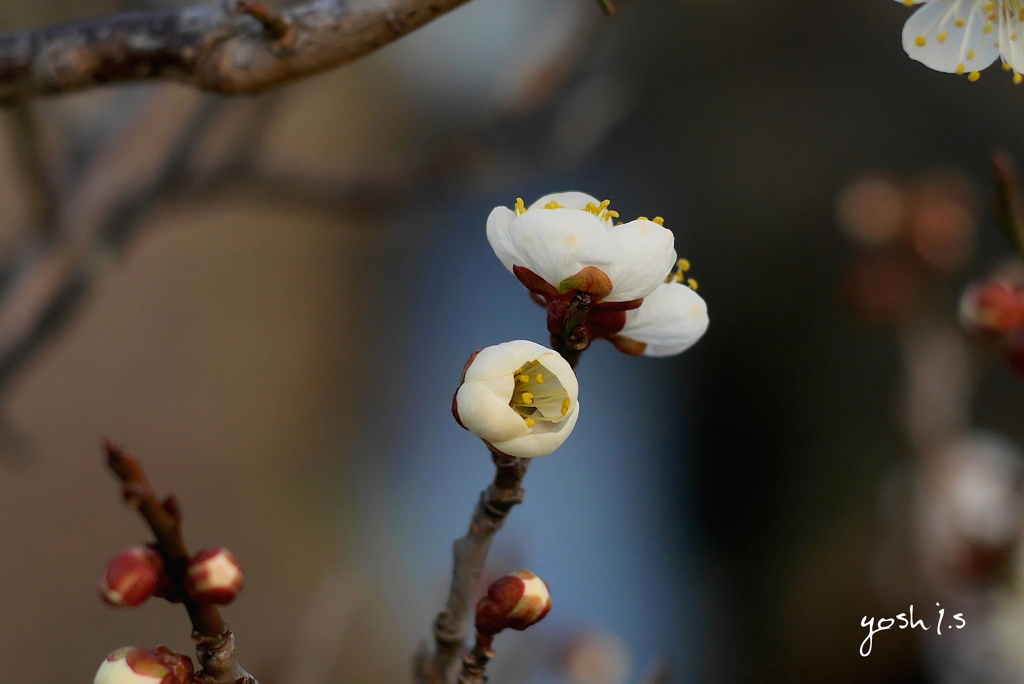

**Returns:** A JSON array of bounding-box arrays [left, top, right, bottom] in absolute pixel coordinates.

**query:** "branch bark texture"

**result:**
[[0, 0, 473, 100], [425, 449, 529, 684]]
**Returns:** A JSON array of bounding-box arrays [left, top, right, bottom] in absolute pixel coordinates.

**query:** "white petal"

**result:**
[[464, 339, 556, 383], [620, 281, 709, 357], [903, 0, 999, 74], [527, 191, 602, 212], [492, 399, 580, 458], [486, 206, 519, 273], [998, 12, 1024, 74], [603, 220, 677, 302], [504, 208, 613, 289], [535, 350, 579, 401], [456, 377, 531, 443]]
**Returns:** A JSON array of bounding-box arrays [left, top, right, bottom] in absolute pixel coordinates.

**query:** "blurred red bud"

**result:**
[[100, 547, 163, 607], [94, 646, 193, 684], [475, 569, 551, 636], [184, 547, 244, 604], [960, 281, 1024, 337]]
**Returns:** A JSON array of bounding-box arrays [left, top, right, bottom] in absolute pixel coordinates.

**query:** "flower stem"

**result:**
[[553, 292, 592, 369], [456, 634, 494, 684]]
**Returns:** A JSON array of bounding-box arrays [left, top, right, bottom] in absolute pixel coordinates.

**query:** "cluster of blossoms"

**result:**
[[453, 192, 709, 458], [960, 279, 1024, 373], [896, 0, 1024, 82], [96, 546, 244, 684]]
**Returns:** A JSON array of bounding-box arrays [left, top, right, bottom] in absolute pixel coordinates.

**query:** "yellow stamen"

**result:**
[[915, 35, 926, 47], [938, 32, 948, 43], [687, 277, 699, 290], [606, 210, 620, 218], [521, 392, 534, 405], [535, 373, 544, 384], [515, 198, 526, 215], [969, 70, 981, 81], [677, 258, 691, 271], [561, 398, 571, 416], [525, 417, 536, 428], [544, 201, 564, 209], [638, 216, 648, 221], [653, 216, 665, 225], [517, 374, 530, 384]]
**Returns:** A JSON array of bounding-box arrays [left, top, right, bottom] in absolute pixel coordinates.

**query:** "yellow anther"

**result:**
[[535, 373, 544, 384], [521, 392, 534, 405], [903, 0, 914, 5], [653, 216, 665, 225], [956, 18, 966, 26], [938, 32, 948, 43], [606, 210, 620, 218], [544, 201, 564, 209], [517, 374, 530, 384], [687, 277, 699, 290], [637, 216, 649, 221], [677, 258, 691, 271], [561, 398, 571, 416], [967, 49, 976, 60], [1015, 72, 1023, 84], [956, 63, 966, 74], [675, 271, 685, 283], [525, 417, 536, 428], [585, 202, 599, 214], [515, 198, 526, 215], [985, 23, 994, 34], [915, 35, 926, 47], [599, 199, 611, 210], [616, 221, 624, 225], [1005, 62, 1013, 71], [969, 70, 981, 81]]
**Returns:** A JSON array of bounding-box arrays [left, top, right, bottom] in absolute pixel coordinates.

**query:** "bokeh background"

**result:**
[[3, 1, 1024, 682]]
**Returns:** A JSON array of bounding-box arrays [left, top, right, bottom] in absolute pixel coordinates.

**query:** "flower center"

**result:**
[[509, 359, 571, 428]]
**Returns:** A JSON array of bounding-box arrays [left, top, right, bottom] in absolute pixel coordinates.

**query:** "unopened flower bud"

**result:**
[[475, 569, 552, 636], [94, 646, 193, 684], [959, 281, 1024, 337], [184, 547, 244, 604], [100, 547, 163, 607]]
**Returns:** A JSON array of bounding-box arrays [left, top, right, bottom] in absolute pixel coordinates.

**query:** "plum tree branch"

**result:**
[[104, 439, 257, 684], [0, 0, 476, 101], [418, 448, 530, 684]]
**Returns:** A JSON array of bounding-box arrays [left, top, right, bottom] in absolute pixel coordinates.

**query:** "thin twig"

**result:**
[[991, 149, 1024, 264], [104, 440, 257, 684], [423, 449, 530, 684], [0, 0, 477, 101]]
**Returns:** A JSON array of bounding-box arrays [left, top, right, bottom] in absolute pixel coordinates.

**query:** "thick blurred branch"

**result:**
[[105, 439, 257, 684], [0, 0, 475, 101], [417, 449, 529, 684]]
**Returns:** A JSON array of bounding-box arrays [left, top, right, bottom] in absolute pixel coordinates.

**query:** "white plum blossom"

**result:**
[[487, 192, 676, 303], [453, 340, 579, 458], [896, 0, 1024, 82], [613, 281, 710, 357]]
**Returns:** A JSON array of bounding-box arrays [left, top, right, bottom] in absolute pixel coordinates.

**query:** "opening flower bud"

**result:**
[[453, 340, 580, 458], [94, 646, 193, 684], [184, 546, 244, 604], [959, 281, 1024, 337], [100, 547, 163, 607], [475, 569, 552, 636]]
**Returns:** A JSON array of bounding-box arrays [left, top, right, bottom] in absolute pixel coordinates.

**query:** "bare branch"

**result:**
[[423, 449, 530, 684], [0, 0, 475, 101], [104, 439, 257, 684]]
